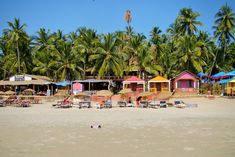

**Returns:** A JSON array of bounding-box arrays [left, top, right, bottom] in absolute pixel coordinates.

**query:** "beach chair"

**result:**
[[0, 99, 6, 107], [159, 101, 167, 108], [139, 101, 148, 108], [96, 101, 105, 109], [117, 101, 127, 107], [104, 100, 112, 108], [174, 100, 197, 108]]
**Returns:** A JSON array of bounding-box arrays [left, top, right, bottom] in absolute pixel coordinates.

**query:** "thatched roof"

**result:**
[[24, 74, 51, 81], [0, 80, 51, 85]]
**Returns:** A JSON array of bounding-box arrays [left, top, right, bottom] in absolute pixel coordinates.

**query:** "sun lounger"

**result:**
[[160, 101, 167, 108], [174, 100, 198, 108], [149, 102, 159, 109], [0, 100, 6, 107], [117, 101, 127, 107], [79, 101, 91, 108], [139, 101, 148, 108], [104, 100, 112, 108]]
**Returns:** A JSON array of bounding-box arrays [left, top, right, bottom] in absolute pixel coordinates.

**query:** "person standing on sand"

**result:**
[[136, 96, 142, 107]]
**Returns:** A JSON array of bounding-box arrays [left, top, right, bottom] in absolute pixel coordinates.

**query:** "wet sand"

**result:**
[[0, 97, 235, 157]]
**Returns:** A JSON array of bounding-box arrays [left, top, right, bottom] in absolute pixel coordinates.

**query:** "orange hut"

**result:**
[[148, 76, 170, 94]]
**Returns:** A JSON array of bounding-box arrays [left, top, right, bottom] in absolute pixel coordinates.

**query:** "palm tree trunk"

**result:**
[[16, 41, 20, 74]]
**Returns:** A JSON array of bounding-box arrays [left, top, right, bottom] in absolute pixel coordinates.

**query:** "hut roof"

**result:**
[[0, 80, 51, 86], [123, 76, 144, 83], [148, 76, 169, 82], [174, 71, 198, 81]]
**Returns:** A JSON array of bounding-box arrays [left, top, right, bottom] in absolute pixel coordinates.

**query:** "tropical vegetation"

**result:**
[[0, 5, 234, 81]]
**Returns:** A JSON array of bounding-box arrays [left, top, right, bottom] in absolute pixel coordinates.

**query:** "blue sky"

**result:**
[[0, 0, 235, 37]]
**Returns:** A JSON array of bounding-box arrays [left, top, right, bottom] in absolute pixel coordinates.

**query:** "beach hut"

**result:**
[[123, 76, 145, 93], [173, 71, 199, 92], [148, 76, 170, 94], [219, 78, 235, 95]]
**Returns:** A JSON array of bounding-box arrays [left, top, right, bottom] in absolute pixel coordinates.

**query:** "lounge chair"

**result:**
[[53, 96, 73, 108], [174, 100, 197, 108], [117, 101, 127, 107], [159, 101, 167, 108], [139, 101, 148, 108], [104, 100, 112, 108], [0, 99, 6, 107]]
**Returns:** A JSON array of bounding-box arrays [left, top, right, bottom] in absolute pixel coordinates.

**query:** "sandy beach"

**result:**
[[0, 97, 235, 157]]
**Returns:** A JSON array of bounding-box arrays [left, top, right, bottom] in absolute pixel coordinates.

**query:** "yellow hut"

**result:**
[[226, 78, 235, 95], [148, 76, 170, 94]]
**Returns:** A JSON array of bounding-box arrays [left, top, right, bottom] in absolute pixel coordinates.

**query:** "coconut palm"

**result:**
[[213, 4, 235, 63], [50, 41, 83, 81], [89, 33, 124, 78], [176, 35, 206, 72], [76, 27, 99, 79], [3, 18, 30, 74], [177, 8, 203, 36]]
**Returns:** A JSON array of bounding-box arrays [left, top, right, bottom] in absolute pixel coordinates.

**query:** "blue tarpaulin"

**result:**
[[54, 81, 71, 86], [211, 72, 226, 79], [197, 72, 208, 77], [219, 78, 234, 84], [224, 70, 235, 77]]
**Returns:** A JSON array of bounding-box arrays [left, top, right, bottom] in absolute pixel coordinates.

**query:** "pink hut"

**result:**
[[173, 71, 199, 93], [123, 76, 145, 93]]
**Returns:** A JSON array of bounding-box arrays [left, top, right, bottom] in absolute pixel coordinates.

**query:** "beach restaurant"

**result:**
[[123, 76, 145, 93], [172, 71, 199, 92], [148, 76, 170, 94], [0, 74, 52, 95]]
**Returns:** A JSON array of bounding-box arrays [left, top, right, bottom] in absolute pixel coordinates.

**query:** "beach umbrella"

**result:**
[[156, 91, 172, 100], [138, 92, 153, 97], [0, 91, 5, 95], [96, 90, 113, 97], [74, 92, 90, 99], [23, 88, 35, 92], [5, 90, 15, 95], [118, 88, 133, 94]]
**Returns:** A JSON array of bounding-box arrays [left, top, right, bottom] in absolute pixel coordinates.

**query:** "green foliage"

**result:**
[[0, 4, 234, 81]]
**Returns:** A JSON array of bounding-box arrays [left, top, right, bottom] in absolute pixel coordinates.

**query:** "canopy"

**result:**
[[211, 72, 226, 79], [219, 78, 233, 84], [224, 70, 235, 77], [55, 81, 71, 86], [148, 76, 169, 82], [197, 72, 208, 77]]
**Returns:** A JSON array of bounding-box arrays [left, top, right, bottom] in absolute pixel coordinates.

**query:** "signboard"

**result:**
[[15, 75, 25, 81]]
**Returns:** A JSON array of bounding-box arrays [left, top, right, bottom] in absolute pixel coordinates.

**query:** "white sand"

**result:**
[[0, 97, 235, 157]]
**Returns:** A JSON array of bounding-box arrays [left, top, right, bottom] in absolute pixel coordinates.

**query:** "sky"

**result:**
[[0, 0, 235, 37]]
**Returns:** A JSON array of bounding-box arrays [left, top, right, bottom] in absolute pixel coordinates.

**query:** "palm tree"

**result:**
[[213, 4, 235, 63], [76, 27, 99, 79], [89, 33, 123, 78], [176, 35, 206, 72], [3, 18, 29, 74], [50, 41, 83, 81], [177, 8, 203, 36]]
